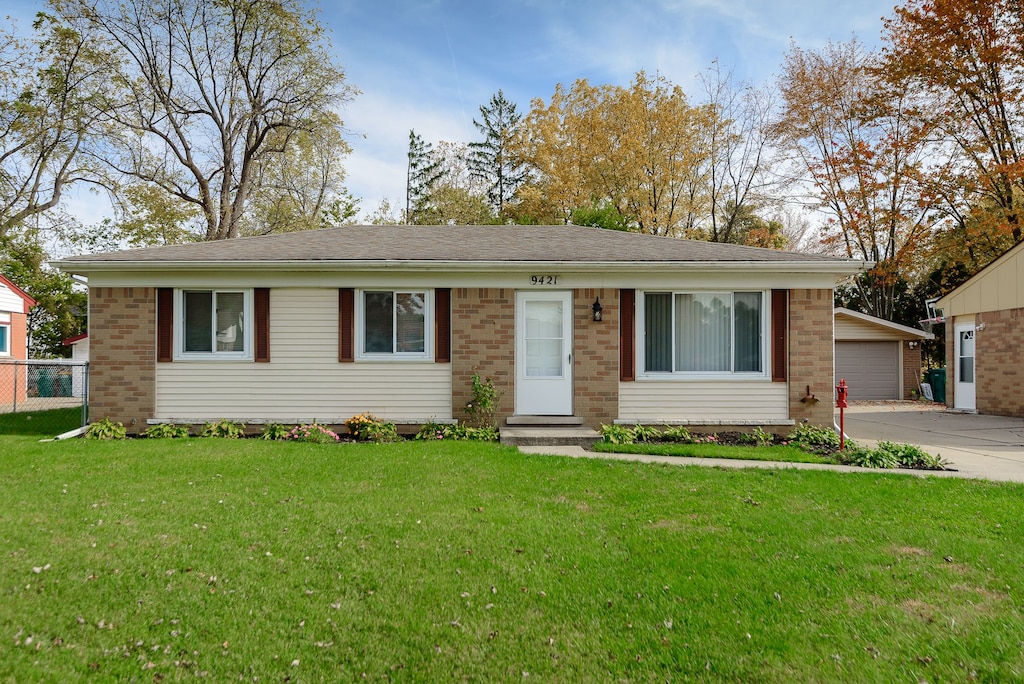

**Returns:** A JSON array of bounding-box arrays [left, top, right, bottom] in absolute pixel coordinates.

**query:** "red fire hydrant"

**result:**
[[836, 378, 849, 450]]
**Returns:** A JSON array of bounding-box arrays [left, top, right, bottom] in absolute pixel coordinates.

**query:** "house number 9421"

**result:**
[[530, 275, 559, 285]]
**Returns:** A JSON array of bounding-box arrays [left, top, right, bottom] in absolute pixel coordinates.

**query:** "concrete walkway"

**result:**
[[519, 402, 1024, 483]]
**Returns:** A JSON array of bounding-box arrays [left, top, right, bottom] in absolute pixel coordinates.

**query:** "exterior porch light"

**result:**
[[592, 297, 603, 322]]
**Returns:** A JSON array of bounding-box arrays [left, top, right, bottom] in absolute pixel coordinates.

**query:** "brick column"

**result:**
[[573, 289, 618, 428], [788, 288, 835, 427], [451, 288, 516, 424], [977, 308, 1024, 417], [89, 287, 157, 433]]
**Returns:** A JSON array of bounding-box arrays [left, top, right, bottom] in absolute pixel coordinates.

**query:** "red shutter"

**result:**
[[254, 288, 270, 362], [435, 288, 451, 363], [771, 289, 788, 382], [619, 289, 635, 381], [157, 288, 173, 362], [339, 288, 354, 363]]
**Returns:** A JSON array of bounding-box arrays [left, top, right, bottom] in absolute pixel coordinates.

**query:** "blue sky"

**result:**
[[3, 0, 897, 223]]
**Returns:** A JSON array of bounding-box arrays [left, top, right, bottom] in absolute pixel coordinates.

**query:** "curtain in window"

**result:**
[[644, 293, 672, 372], [396, 293, 425, 353], [0, 324, 8, 353], [676, 293, 730, 372], [364, 292, 394, 353], [216, 292, 245, 352], [734, 292, 762, 372], [184, 291, 213, 352]]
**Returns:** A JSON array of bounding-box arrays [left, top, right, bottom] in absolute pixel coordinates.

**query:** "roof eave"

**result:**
[[53, 258, 871, 276]]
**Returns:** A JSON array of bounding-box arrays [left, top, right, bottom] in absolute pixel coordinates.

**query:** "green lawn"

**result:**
[[593, 441, 834, 463], [1, 436, 1022, 681], [0, 406, 85, 436]]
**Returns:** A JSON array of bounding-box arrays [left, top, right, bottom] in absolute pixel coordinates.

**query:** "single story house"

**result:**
[[833, 307, 933, 401], [936, 239, 1024, 416], [0, 274, 37, 404], [54, 225, 867, 433]]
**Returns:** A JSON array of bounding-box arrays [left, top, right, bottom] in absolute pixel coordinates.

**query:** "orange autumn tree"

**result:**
[[512, 72, 720, 236], [881, 0, 1024, 273], [775, 39, 937, 320]]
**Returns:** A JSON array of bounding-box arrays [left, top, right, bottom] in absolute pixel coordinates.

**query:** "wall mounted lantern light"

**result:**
[[908, 340, 919, 349], [592, 297, 603, 322]]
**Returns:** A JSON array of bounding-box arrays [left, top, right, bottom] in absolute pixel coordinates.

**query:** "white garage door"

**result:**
[[835, 341, 900, 400]]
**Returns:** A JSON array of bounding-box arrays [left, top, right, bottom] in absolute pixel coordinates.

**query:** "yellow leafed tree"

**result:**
[[513, 72, 720, 236]]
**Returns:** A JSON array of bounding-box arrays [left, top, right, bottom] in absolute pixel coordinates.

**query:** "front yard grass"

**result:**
[[1, 436, 1022, 681], [592, 441, 833, 464]]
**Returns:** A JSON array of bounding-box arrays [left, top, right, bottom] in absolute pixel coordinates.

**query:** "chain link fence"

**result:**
[[0, 360, 89, 436]]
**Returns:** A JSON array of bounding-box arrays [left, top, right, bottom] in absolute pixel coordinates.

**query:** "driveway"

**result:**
[[841, 402, 1024, 483]]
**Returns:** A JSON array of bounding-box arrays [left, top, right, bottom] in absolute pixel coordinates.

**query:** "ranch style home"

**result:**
[[54, 224, 867, 434]]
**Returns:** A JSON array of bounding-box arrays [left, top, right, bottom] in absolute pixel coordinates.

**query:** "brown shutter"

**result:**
[[435, 288, 451, 363], [771, 289, 788, 382], [157, 287, 173, 362], [339, 288, 354, 362], [254, 288, 270, 362], [619, 289, 635, 381]]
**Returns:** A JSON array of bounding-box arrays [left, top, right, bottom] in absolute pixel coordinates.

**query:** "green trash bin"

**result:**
[[56, 371, 72, 397], [928, 368, 946, 404], [37, 368, 54, 397]]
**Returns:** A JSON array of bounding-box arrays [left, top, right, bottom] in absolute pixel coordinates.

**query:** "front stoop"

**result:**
[[500, 426, 601, 448]]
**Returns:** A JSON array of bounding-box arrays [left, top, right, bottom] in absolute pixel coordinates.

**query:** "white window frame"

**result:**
[[356, 289, 433, 361], [174, 289, 253, 361], [636, 290, 769, 380]]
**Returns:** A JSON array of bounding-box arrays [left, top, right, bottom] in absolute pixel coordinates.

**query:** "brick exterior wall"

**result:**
[[89, 287, 157, 433], [572, 288, 618, 429], [787, 288, 835, 427], [0, 311, 29, 403], [451, 288, 516, 424], [902, 343, 922, 399], [450, 288, 619, 428], [945, 322, 956, 409], [976, 308, 1024, 417]]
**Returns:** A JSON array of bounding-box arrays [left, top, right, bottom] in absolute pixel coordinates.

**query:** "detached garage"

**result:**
[[834, 308, 933, 401]]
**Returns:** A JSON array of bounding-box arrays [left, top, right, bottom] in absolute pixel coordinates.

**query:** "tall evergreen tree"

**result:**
[[405, 129, 445, 224], [468, 91, 527, 216]]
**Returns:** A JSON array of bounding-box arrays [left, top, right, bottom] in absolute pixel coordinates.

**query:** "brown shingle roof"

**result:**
[[57, 224, 853, 266]]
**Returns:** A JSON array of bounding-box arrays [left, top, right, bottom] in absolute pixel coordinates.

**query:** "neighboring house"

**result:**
[[54, 225, 866, 433], [0, 275, 37, 405], [63, 333, 90, 398], [936, 239, 1024, 416], [834, 308, 933, 401]]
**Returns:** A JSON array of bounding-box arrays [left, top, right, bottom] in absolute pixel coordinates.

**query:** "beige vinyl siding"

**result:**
[[834, 318, 905, 341], [618, 381, 789, 423], [156, 288, 451, 422], [940, 242, 1024, 316]]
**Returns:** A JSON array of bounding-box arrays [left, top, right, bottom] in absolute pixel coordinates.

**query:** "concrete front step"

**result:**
[[500, 426, 601, 448], [505, 415, 585, 426]]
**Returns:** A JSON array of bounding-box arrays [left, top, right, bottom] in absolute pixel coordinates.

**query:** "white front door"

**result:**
[[515, 291, 573, 416], [954, 323, 976, 411]]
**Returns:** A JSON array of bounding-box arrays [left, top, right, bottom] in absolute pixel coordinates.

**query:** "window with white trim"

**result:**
[[359, 290, 431, 358], [640, 291, 765, 376], [0, 322, 9, 356], [176, 289, 251, 359]]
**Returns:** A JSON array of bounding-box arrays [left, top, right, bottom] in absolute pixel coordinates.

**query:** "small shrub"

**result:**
[[841, 445, 899, 469], [84, 418, 126, 440], [142, 423, 190, 439], [875, 441, 949, 470], [345, 413, 399, 443], [414, 421, 499, 442], [414, 420, 449, 441], [465, 373, 502, 428], [600, 424, 635, 445], [661, 425, 693, 443], [739, 426, 774, 447], [200, 419, 246, 439], [259, 423, 292, 440], [632, 423, 661, 443], [787, 424, 841, 452], [286, 422, 340, 444]]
